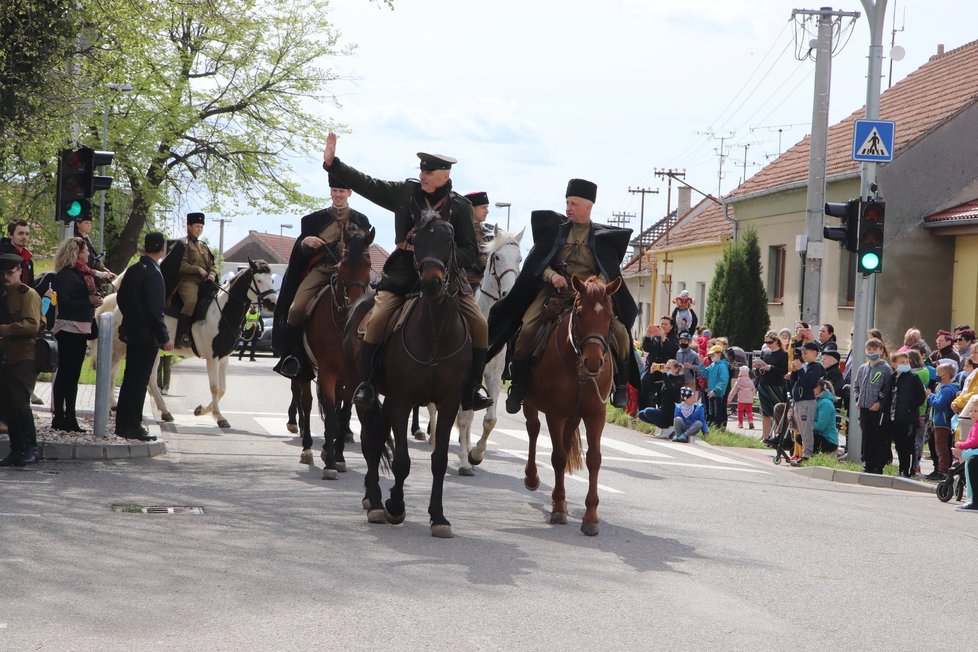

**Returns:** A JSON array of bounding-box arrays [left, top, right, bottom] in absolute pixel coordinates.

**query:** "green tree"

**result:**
[[704, 246, 730, 336], [703, 229, 770, 349], [737, 227, 771, 347]]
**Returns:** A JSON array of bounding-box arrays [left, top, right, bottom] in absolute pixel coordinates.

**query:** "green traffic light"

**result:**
[[66, 200, 83, 218], [860, 252, 880, 271]]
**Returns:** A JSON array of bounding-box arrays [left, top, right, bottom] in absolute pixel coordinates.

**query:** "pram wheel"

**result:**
[[937, 480, 954, 503], [773, 455, 782, 465], [955, 477, 965, 502]]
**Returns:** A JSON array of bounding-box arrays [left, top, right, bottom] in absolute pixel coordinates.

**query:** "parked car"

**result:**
[[254, 315, 274, 352]]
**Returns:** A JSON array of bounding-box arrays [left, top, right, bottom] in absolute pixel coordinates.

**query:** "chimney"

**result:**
[[937, 43, 945, 56], [677, 186, 692, 218]]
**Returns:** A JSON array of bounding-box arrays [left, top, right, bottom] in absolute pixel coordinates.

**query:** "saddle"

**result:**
[[530, 293, 576, 360], [356, 296, 421, 343], [164, 280, 218, 322]]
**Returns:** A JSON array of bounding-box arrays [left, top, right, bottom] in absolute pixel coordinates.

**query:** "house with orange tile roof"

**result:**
[[724, 39, 978, 344]]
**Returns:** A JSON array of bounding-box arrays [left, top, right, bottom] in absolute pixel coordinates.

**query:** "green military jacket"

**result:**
[[0, 282, 42, 363], [326, 158, 478, 292]]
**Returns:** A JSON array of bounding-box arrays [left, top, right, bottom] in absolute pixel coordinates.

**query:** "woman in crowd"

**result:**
[[51, 237, 103, 432], [901, 327, 931, 356], [640, 315, 678, 410], [754, 329, 788, 439], [883, 351, 926, 478], [907, 349, 932, 476]]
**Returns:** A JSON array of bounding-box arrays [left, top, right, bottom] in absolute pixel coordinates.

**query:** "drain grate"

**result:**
[[112, 504, 205, 515]]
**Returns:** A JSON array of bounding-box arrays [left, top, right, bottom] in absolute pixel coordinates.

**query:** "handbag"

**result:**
[[35, 331, 59, 373], [87, 317, 99, 341]]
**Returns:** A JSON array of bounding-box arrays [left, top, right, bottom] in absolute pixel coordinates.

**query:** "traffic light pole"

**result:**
[[846, 0, 888, 464]]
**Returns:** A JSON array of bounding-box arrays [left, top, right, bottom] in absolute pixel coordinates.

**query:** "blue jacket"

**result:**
[[699, 358, 730, 395], [673, 403, 709, 434], [927, 382, 960, 429], [813, 391, 838, 445], [790, 362, 825, 401]]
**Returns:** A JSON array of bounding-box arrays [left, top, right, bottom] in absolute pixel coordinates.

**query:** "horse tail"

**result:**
[[564, 425, 584, 475]]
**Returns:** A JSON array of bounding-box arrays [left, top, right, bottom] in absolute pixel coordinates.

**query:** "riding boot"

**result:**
[[18, 407, 39, 465], [611, 358, 629, 409], [274, 324, 305, 378], [461, 348, 494, 412], [505, 357, 530, 415], [175, 314, 193, 349], [0, 410, 24, 467], [353, 341, 382, 409]]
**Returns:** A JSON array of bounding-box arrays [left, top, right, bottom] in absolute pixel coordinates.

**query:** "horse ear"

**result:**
[[366, 227, 376, 246], [571, 274, 585, 295], [606, 276, 623, 295], [493, 224, 499, 238], [516, 227, 525, 244]]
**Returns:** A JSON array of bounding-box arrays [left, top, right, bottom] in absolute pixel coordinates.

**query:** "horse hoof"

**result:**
[[468, 451, 484, 466], [524, 476, 540, 491], [549, 512, 568, 525], [299, 450, 313, 465], [367, 509, 386, 524], [335, 461, 347, 472], [361, 497, 371, 510], [384, 509, 405, 525], [320, 450, 328, 464], [217, 419, 231, 429], [458, 466, 475, 477], [344, 432, 355, 443], [287, 422, 298, 433], [431, 524, 454, 539], [193, 406, 204, 416], [322, 468, 338, 481], [161, 412, 174, 423], [413, 431, 426, 441], [581, 521, 600, 537]]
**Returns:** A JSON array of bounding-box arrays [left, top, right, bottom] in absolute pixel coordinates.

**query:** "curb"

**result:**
[[788, 465, 935, 494]]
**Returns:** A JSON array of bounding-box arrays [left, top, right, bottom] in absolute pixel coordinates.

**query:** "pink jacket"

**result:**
[[728, 375, 756, 405], [961, 421, 978, 450]]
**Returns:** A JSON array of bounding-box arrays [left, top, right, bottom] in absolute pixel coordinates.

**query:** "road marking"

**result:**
[[0, 479, 51, 484], [254, 417, 302, 438], [600, 455, 770, 474], [643, 439, 755, 466], [499, 449, 624, 494]]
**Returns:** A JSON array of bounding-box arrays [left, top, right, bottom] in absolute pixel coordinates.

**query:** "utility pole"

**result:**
[[697, 131, 735, 197], [794, 6, 860, 327], [215, 217, 232, 274], [654, 169, 686, 246], [609, 212, 634, 229], [628, 187, 659, 272], [847, 0, 888, 464]]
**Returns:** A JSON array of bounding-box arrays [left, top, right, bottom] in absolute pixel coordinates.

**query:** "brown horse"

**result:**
[[347, 214, 470, 538], [293, 230, 374, 478], [522, 274, 622, 536]]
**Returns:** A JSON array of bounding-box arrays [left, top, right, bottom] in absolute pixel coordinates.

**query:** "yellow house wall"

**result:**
[[953, 235, 978, 329], [649, 243, 726, 332]]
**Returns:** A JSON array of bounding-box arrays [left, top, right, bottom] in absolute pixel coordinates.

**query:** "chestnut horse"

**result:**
[[292, 230, 374, 478], [522, 274, 621, 536], [349, 213, 469, 538]]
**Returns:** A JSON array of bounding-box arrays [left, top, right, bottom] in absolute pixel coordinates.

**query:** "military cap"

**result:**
[[566, 178, 597, 203], [417, 153, 457, 171], [144, 231, 165, 253], [465, 191, 489, 206], [0, 253, 24, 271], [187, 212, 206, 225], [328, 171, 350, 190]]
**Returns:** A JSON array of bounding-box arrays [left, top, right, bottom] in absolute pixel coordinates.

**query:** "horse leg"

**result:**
[[581, 414, 604, 537], [523, 405, 541, 491], [319, 375, 343, 479], [338, 399, 354, 443], [430, 398, 459, 538], [470, 355, 502, 466], [297, 380, 314, 465], [287, 385, 299, 433], [359, 405, 387, 521], [212, 356, 231, 428], [455, 407, 475, 476], [546, 414, 569, 525], [384, 398, 411, 525], [147, 353, 172, 422], [411, 405, 425, 440], [426, 403, 437, 444]]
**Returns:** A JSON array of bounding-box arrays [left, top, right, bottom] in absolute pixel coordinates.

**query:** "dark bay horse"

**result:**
[[349, 214, 470, 538], [292, 231, 374, 478], [522, 275, 622, 536]]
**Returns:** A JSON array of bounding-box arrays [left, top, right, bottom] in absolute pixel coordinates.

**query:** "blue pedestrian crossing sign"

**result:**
[[852, 119, 895, 162]]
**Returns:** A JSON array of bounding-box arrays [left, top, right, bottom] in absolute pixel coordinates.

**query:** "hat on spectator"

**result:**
[[708, 345, 724, 355], [822, 349, 841, 361], [680, 387, 694, 399], [802, 341, 820, 352], [702, 328, 712, 337], [959, 329, 976, 342], [679, 331, 692, 340], [144, 232, 165, 253], [0, 253, 23, 271]]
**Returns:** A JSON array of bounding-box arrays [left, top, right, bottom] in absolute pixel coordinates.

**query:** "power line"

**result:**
[[609, 211, 634, 229]]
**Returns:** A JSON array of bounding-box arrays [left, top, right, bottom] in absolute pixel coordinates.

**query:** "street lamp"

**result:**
[[100, 82, 133, 252], [494, 202, 512, 230], [280, 224, 293, 237]]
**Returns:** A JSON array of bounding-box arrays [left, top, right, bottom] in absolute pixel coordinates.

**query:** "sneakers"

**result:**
[[789, 456, 809, 467], [955, 502, 978, 512], [925, 470, 947, 481], [747, 423, 754, 429], [672, 434, 689, 443]]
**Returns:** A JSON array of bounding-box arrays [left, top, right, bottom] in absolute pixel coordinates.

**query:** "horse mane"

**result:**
[[346, 234, 368, 264], [483, 230, 520, 254], [250, 259, 272, 275]]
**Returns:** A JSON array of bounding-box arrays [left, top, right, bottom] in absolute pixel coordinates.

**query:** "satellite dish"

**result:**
[[891, 45, 906, 61]]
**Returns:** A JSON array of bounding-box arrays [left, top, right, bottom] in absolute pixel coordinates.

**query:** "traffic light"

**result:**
[[857, 199, 885, 274], [823, 199, 859, 252], [54, 147, 114, 223]]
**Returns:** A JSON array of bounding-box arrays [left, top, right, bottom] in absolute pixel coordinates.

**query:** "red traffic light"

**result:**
[[863, 202, 883, 223]]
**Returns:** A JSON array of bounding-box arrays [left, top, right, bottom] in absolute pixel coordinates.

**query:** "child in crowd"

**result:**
[[926, 362, 960, 480], [727, 365, 756, 429], [673, 386, 708, 443], [952, 419, 978, 511], [638, 359, 684, 437], [853, 338, 894, 474], [675, 332, 701, 388], [671, 290, 697, 333], [812, 379, 839, 454], [695, 327, 711, 358], [699, 345, 730, 429], [883, 351, 927, 478], [788, 341, 824, 465]]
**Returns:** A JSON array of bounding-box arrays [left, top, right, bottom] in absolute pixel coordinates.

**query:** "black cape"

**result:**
[[487, 210, 641, 386], [160, 237, 216, 299], [272, 207, 372, 355]]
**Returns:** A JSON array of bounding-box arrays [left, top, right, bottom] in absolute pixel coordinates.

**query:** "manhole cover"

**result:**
[[112, 504, 205, 514]]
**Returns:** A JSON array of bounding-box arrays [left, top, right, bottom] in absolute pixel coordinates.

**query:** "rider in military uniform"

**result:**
[[321, 132, 493, 412], [487, 179, 639, 414], [273, 172, 373, 379], [160, 213, 217, 348], [0, 253, 43, 467], [463, 191, 495, 289]]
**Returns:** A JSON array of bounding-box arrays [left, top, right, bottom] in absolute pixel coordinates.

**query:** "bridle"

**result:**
[[329, 248, 371, 313], [478, 241, 520, 302], [567, 296, 612, 379]]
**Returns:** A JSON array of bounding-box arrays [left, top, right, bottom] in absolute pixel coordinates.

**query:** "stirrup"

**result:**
[[611, 385, 628, 409], [505, 387, 524, 415], [353, 381, 377, 409], [276, 356, 300, 378]]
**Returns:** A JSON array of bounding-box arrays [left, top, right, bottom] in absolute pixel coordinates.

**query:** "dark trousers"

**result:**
[[53, 331, 89, 420], [0, 361, 38, 454], [116, 342, 158, 433], [639, 371, 661, 410], [237, 326, 259, 360], [888, 421, 915, 476], [708, 394, 727, 429], [813, 433, 838, 454], [860, 407, 889, 474]]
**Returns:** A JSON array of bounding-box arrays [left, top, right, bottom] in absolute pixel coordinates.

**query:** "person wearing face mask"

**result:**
[[698, 345, 730, 429], [853, 338, 894, 474], [883, 351, 926, 477], [675, 331, 700, 388]]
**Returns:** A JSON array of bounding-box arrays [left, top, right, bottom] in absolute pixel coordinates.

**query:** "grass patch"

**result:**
[[700, 427, 767, 449], [37, 357, 126, 386], [605, 406, 655, 434], [801, 452, 898, 476]]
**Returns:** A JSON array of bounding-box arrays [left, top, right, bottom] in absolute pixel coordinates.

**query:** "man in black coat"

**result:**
[[272, 173, 372, 379], [0, 220, 35, 286], [115, 232, 172, 441], [487, 179, 639, 414]]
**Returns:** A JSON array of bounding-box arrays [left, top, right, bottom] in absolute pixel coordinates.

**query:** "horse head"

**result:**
[[481, 227, 524, 300], [570, 274, 622, 376], [337, 228, 375, 305], [247, 258, 278, 312], [413, 211, 455, 297]]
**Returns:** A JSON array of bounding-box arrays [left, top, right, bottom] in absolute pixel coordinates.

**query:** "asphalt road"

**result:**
[[1, 357, 974, 650]]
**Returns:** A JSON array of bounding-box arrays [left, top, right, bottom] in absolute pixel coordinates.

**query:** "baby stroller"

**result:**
[[766, 400, 797, 465], [936, 460, 967, 503]]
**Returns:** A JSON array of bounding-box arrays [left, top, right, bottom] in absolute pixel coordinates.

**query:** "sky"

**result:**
[[206, 0, 978, 256]]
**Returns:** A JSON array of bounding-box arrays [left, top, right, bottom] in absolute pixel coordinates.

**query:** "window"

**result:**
[[769, 245, 786, 303], [695, 282, 706, 319]]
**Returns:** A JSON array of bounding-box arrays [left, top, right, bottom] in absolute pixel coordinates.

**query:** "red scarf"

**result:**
[[14, 246, 31, 284], [73, 261, 98, 295]]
